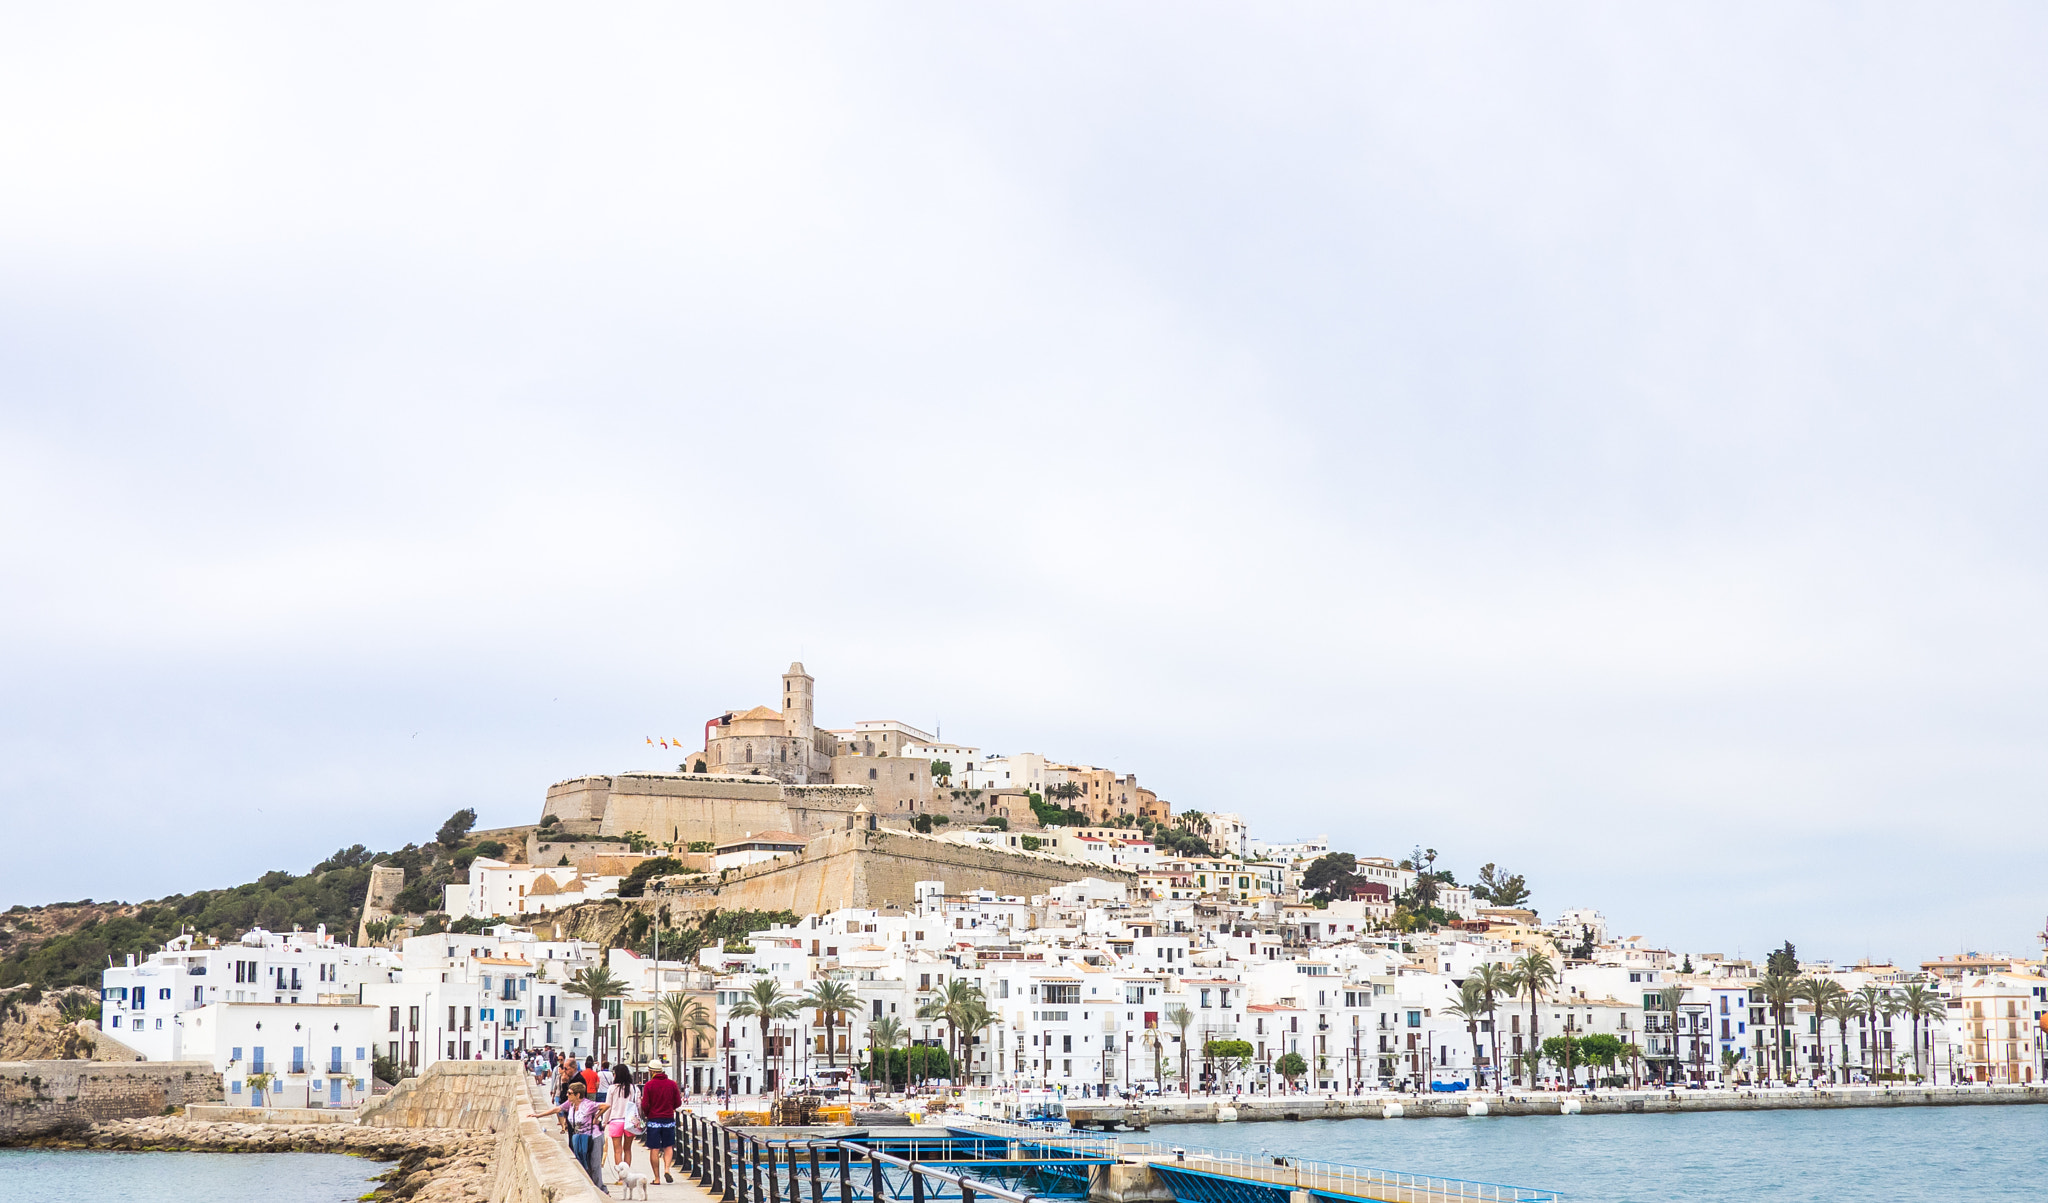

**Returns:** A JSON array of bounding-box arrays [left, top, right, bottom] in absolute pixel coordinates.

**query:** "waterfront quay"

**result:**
[[1071, 1081, 2048, 1125]]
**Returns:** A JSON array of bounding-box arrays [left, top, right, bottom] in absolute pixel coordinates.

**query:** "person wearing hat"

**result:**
[[530, 1078, 612, 1191]]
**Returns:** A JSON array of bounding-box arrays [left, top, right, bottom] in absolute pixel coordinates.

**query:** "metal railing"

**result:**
[[675, 1115, 1060, 1203], [673, 1116, 1559, 1203]]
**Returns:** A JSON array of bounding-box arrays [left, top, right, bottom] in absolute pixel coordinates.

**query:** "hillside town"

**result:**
[[90, 663, 2048, 1111], [97, 866, 2048, 1113]]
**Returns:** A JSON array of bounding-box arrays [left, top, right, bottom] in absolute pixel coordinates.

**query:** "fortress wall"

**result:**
[[599, 793, 802, 846], [541, 777, 613, 824], [705, 828, 1136, 915]]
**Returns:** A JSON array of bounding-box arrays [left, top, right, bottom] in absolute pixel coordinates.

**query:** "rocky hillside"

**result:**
[[0, 809, 501, 990], [0, 985, 104, 1060]]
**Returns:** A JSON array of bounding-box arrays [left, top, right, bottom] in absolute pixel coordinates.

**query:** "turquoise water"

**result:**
[[1174, 1104, 2048, 1202], [0, 1148, 378, 1200]]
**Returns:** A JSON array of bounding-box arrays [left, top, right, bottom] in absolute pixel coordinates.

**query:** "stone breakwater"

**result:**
[[1, 1060, 223, 1140], [26, 1114, 496, 1201], [1088, 1083, 2048, 1125], [1, 1061, 602, 1203]]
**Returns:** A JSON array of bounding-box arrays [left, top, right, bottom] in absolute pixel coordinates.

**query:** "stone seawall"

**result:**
[[1109, 1083, 2048, 1124], [0, 1060, 223, 1141], [359, 1061, 526, 1133]]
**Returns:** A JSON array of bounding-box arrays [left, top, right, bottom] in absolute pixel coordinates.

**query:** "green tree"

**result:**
[[1897, 983, 1943, 1083], [565, 964, 629, 1067], [436, 808, 479, 848], [1166, 1005, 1196, 1094], [729, 978, 799, 1096], [955, 999, 996, 1083], [1824, 994, 1860, 1084], [1472, 863, 1531, 908], [1854, 985, 1892, 1081], [929, 760, 954, 785], [1766, 942, 1800, 977], [1720, 1047, 1743, 1084], [1541, 1035, 1582, 1088], [1444, 979, 1488, 1087], [1579, 1033, 1623, 1085], [803, 979, 860, 1070], [1470, 963, 1515, 1092], [1302, 853, 1360, 898], [1796, 978, 1848, 1083], [617, 857, 686, 898], [1274, 1051, 1308, 1088], [1759, 969, 1800, 1086], [661, 993, 713, 1075], [866, 1016, 904, 1094], [916, 978, 986, 1078], [1509, 950, 1557, 1085]]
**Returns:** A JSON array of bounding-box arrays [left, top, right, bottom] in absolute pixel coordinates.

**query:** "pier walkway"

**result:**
[[622, 1115, 1559, 1203]]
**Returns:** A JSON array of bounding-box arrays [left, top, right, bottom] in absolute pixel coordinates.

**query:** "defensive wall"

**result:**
[[682, 826, 1138, 915], [0, 1060, 223, 1141]]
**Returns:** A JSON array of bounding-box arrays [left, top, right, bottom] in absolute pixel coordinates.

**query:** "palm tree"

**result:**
[[866, 1015, 904, 1096], [1470, 963, 1514, 1093], [1824, 995, 1860, 1084], [1511, 950, 1558, 1086], [955, 999, 996, 1085], [1515, 1047, 1544, 1088], [1758, 969, 1800, 1086], [1896, 984, 1943, 1083], [803, 980, 860, 1070], [1621, 1041, 1644, 1089], [1796, 978, 1847, 1083], [565, 964, 630, 1067], [1165, 1005, 1196, 1095], [661, 992, 714, 1079], [1444, 979, 1488, 1089], [924, 978, 986, 1079], [728, 978, 798, 1096], [1720, 1047, 1742, 1085], [1853, 986, 1889, 1082]]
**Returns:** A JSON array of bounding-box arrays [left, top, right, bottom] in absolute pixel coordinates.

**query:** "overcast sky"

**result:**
[[4, 5, 2045, 964]]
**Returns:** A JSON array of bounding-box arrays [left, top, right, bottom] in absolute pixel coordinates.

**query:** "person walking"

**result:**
[[640, 1065, 682, 1184], [529, 1080, 611, 1193], [607, 1064, 642, 1171]]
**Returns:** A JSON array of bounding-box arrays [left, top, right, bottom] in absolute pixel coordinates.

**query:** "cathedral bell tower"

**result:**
[[783, 662, 816, 783]]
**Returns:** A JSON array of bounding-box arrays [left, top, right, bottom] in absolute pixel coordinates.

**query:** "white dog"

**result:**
[[613, 1163, 652, 1200]]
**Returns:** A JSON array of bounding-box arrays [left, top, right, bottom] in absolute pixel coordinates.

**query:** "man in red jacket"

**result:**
[[640, 1066, 682, 1183]]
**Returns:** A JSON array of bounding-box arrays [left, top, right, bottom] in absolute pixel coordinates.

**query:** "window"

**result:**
[[869, 768, 877, 780]]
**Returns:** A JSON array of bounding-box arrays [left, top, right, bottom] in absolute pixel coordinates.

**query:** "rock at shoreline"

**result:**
[[28, 1115, 498, 1201]]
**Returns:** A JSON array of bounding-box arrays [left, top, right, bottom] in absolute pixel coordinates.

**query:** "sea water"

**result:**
[[1178, 1103, 2048, 1202], [0, 1148, 378, 1201]]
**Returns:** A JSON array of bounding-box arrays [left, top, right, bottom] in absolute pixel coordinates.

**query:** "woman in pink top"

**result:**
[[529, 1079, 611, 1189]]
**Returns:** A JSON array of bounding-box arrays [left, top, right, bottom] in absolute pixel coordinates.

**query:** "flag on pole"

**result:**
[[646, 737, 654, 745]]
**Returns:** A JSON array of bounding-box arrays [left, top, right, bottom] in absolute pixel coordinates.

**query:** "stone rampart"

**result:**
[[0, 1060, 223, 1141], [703, 826, 1136, 914]]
